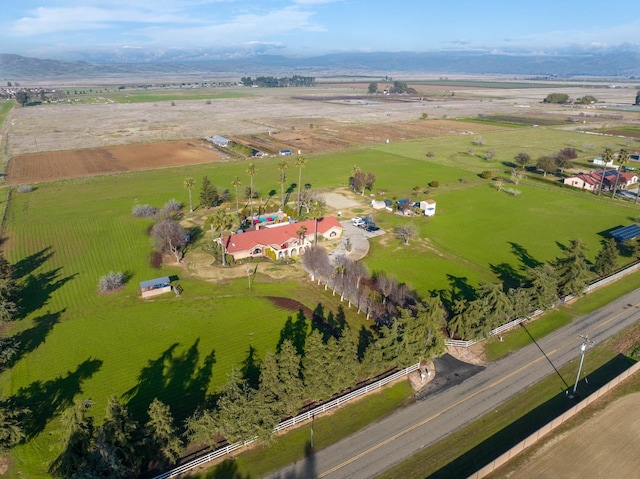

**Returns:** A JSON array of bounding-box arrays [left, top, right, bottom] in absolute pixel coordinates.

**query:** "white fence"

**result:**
[[153, 362, 420, 479]]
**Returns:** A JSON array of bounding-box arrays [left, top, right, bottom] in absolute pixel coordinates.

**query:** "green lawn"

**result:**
[[2, 124, 640, 476]]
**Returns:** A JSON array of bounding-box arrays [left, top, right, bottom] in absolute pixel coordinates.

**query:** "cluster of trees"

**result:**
[[349, 166, 376, 196], [543, 93, 598, 105], [543, 93, 570, 104], [186, 301, 445, 448], [302, 247, 442, 327], [367, 81, 416, 94], [448, 238, 615, 340], [50, 397, 181, 478], [302, 235, 620, 343], [240, 76, 315, 88], [513, 148, 578, 177], [0, 254, 18, 324]]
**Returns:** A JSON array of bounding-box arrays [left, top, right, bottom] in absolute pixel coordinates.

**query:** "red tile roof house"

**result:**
[[217, 216, 343, 261], [563, 172, 602, 191], [562, 170, 638, 191]]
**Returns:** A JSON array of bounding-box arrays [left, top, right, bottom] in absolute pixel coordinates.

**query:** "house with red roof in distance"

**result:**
[[563, 170, 638, 192], [563, 172, 602, 191], [217, 216, 343, 261]]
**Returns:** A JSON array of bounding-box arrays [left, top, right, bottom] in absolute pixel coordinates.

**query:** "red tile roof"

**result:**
[[221, 216, 342, 254]]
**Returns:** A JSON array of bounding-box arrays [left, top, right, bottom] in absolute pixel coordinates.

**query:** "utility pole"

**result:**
[[569, 334, 594, 398]]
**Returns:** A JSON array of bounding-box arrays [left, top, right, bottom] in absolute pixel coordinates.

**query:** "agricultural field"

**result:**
[[2, 80, 640, 476], [5, 140, 221, 184]]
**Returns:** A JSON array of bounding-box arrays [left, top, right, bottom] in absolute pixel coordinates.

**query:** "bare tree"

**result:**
[[511, 169, 524, 185], [301, 245, 331, 283], [394, 223, 419, 245], [151, 219, 188, 263]]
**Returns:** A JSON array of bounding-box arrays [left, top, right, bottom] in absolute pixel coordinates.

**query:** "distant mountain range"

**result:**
[[3, 48, 640, 81]]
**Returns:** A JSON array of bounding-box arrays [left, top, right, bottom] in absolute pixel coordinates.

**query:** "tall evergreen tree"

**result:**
[[554, 239, 592, 297], [199, 176, 218, 209], [144, 399, 182, 471], [594, 238, 619, 276], [92, 396, 142, 478], [49, 399, 95, 478], [527, 264, 559, 310], [274, 340, 304, 417], [0, 255, 18, 323], [0, 398, 26, 452], [301, 329, 335, 402], [476, 282, 514, 330], [216, 369, 261, 444]]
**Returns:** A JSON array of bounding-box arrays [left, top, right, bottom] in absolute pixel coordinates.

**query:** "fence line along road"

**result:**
[[153, 363, 420, 479], [446, 259, 640, 349]]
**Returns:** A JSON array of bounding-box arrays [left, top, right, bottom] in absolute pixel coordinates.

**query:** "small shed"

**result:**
[[140, 276, 172, 298], [420, 200, 437, 217]]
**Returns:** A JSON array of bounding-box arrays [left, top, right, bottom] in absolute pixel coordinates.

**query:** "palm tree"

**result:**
[[295, 154, 306, 216], [246, 163, 257, 218], [278, 159, 288, 210], [598, 147, 613, 195], [231, 176, 242, 214], [184, 178, 196, 213], [206, 209, 233, 266], [612, 148, 630, 199], [309, 198, 326, 244]]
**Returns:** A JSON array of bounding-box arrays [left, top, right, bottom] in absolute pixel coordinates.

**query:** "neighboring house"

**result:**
[[563, 173, 600, 191], [562, 170, 636, 191], [217, 216, 343, 261]]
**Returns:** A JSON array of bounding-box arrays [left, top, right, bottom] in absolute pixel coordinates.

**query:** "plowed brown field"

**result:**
[[6, 140, 221, 184]]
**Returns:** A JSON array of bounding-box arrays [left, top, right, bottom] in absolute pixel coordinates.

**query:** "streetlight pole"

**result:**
[[570, 335, 594, 398]]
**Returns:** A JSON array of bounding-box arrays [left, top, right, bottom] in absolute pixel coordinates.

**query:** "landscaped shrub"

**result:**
[[149, 251, 163, 269], [163, 198, 182, 213], [16, 184, 33, 193], [132, 204, 158, 218], [98, 271, 125, 294], [428, 180, 440, 188]]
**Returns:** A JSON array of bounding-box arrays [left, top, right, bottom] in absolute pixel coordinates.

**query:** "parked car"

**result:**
[[352, 217, 365, 227]]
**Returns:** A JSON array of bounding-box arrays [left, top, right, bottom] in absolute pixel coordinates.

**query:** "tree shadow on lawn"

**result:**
[[509, 242, 543, 271], [123, 339, 216, 424], [426, 353, 635, 479], [240, 345, 261, 390], [12, 357, 103, 440], [277, 310, 308, 356], [489, 263, 524, 291], [4, 309, 63, 369], [18, 267, 77, 319], [11, 246, 54, 280]]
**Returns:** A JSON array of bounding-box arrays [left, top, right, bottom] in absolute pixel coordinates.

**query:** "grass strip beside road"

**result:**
[[375, 323, 640, 479], [191, 381, 415, 479]]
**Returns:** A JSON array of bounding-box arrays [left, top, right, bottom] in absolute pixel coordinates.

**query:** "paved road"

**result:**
[[264, 288, 640, 479]]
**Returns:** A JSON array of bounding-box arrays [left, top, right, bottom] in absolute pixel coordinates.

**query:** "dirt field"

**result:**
[[507, 392, 640, 479], [5, 139, 220, 184]]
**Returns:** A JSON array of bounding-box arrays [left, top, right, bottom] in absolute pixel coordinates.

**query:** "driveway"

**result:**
[[329, 220, 385, 263]]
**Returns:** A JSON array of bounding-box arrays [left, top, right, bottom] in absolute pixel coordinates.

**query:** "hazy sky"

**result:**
[[3, 0, 640, 59]]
